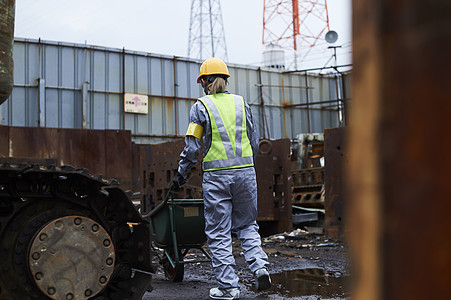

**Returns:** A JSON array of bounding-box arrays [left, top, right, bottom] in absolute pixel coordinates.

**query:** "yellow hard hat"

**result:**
[[197, 58, 230, 83]]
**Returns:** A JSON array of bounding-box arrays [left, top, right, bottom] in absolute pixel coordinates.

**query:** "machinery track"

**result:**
[[0, 163, 153, 300]]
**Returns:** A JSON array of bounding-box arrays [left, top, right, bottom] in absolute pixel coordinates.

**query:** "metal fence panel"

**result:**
[[292, 108, 308, 134], [289, 73, 304, 105], [136, 55, 149, 95], [44, 46, 58, 86], [162, 58, 174, 97], [92, 92, 106, 129], [11, 87, 26, 126], [61, 47, 74, 88], [0, 95, 6, 124], [107, 94, 121, 129], [189, 62, 202, 98], [150, 97, 164, 135], [61, 90, 75, 128], [1, 38, 348, 141], [247, 69, 260, 105], [176, 60, 189, 98], [108, 52, 121, 93], [124, 53, 134, 93]]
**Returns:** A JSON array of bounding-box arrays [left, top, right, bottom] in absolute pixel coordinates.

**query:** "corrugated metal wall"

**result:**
[[0, 38, 349, 142]]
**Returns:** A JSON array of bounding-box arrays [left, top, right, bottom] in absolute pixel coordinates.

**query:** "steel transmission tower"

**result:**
[[263, 0, 331, 69], [188, 0, 228, 61]]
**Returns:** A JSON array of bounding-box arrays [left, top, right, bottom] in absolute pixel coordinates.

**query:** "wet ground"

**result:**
[[143, 228, 350, 299]]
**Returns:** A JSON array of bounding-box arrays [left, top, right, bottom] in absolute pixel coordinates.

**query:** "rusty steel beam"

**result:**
[[350, 1, 451, 300], [324, 127, 346, 241]]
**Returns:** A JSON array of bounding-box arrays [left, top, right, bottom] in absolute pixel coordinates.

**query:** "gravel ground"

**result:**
[[143, 228, 350, 299]]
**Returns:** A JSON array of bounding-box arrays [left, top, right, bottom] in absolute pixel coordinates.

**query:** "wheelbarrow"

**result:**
[[146, 187, 212, 282]]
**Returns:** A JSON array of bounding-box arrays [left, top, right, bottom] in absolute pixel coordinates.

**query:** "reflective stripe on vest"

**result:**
[[199, 94, 254, 171]]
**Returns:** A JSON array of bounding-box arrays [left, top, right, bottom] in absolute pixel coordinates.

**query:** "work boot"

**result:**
[[209, 287, 240, 300], [255, 268, 271, 291]]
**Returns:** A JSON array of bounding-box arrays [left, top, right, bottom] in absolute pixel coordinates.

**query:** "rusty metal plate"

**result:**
[[135, 139, 203, 215], [324, 127, 346, 240], [255, 139, 293, 234], [5, 126, 133, 189], [0, 125, 9, 156], [9, 126, 60, 159], [58, 129, 106, 177], [29, 216, 115, 300], [105, 130, 133, 189]]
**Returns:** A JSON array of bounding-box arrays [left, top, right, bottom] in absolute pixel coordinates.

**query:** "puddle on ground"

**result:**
[[245, 268, 350, 298]]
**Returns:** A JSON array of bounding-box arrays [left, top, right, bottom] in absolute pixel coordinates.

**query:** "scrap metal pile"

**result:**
[[291, 134, 326, 226]]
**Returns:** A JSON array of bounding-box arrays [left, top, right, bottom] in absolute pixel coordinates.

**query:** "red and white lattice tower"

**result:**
[[263, 0, 331, 69]]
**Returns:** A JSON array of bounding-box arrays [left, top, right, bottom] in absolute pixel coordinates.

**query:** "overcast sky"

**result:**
[[14, 0, 352, 69]]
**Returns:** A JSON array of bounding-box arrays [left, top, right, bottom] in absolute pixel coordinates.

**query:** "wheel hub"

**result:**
[[28, 215, 115, 300]]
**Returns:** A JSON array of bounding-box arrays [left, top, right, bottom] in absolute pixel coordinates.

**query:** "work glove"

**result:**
[[172, 172, 186, 191]]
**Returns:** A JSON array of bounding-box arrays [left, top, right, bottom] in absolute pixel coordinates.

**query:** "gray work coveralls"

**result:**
[[177, 92, 269, 289]]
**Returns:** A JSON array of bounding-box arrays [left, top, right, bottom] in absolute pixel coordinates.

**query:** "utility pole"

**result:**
[[188, 0, 228, 61]]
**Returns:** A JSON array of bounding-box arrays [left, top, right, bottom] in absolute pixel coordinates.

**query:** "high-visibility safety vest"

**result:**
[[198, 93, 254, 171]]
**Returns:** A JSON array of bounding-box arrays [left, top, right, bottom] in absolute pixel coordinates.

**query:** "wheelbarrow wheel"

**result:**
[[164, 249, 184, 282]]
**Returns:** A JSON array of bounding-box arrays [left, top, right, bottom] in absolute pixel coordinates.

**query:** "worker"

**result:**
[[172, 57, 271, 300]]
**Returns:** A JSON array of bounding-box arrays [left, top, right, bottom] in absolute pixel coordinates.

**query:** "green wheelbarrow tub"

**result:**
[[148, 198, 207, 248]]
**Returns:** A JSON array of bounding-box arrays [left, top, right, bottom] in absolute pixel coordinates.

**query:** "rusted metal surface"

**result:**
[[0, 0, 15, 104], [255, 139, 293, 234], [58, 129, 106, 177], [292, 167, 324, 208], [8, 127, 60, 160], [324, 127, 346, 240], [0, 125, 9, 155], [292, 168, 324, 187], [29, 216, 115, 300], [0, 125, 133, 190], [136, 138, 294, 233], [105, 130, 133, 188], [0, 124, 294, 233], [134, 139, 203, 216], [350, 1, 451, 299]]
